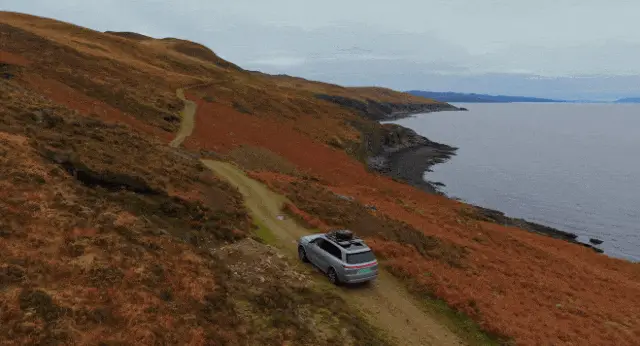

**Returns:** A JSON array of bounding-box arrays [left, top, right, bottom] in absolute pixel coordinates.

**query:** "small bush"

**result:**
[[283, 203, 327, 230]]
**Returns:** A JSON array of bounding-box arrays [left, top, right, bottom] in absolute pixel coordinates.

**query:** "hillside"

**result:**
[[1, 11, 639, 346], [407, 90, 565, 103]]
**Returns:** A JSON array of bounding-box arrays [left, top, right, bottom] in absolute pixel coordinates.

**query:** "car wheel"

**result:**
[[327, 268, 340, 285], [298, 246, 309, 263]]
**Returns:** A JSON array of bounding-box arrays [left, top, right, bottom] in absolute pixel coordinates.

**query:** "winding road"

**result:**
[[201, 160, 464, 346], [168, 87, 197, 148], [170, 87, 465, 346]]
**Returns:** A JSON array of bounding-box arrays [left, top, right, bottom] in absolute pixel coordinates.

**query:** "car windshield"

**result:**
[[346, 251, 375, 264]]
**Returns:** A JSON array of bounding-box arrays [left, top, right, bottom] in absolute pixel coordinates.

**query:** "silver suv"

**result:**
[[297, 230, 378, 285]]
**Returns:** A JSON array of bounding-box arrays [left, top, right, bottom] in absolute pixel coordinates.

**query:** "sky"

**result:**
[[3, 0, 640, 100]]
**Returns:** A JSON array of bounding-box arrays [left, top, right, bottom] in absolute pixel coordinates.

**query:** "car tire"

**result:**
[[327, 268, 340, 285], [298, 246, 309, 263]]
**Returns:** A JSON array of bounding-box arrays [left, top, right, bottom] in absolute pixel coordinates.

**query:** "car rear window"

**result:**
[[346, 251, 375, 264]]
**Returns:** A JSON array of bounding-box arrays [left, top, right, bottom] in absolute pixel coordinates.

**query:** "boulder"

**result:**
[[589, 238, 604, 245]]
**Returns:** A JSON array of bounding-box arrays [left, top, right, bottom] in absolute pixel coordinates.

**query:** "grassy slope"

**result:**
[[203, 159, 480, 346], [0, 12, 389, 346], [1, 11, 639, 346]]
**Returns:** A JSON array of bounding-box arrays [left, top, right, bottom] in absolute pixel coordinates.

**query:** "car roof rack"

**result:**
[[326, 230, 365, 248]]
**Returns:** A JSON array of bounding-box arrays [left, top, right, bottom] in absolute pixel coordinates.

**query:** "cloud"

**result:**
[[482, 40, 640, 77], [247, 56, 306, 67], [5, 0, 640, 98]]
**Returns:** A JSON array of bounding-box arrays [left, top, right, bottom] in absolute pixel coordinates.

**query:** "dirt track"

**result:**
[[201, 160, 464, 346], [168, 86, 463, 345], [168, 88, 197, 148]]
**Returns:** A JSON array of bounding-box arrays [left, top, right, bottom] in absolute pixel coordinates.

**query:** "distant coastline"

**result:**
[[615, 97, 640, 103], [406, 90, 567, 103], [406, 90, 640, 104]]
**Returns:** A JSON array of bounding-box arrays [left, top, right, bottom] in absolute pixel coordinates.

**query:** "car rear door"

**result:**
[[318, 241, 343, 272], [306, 238, 325, 269]]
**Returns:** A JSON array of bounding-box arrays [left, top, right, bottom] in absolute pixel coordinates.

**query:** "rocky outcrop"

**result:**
[[361, 123, 457, 193], [39, 147, 160, 195], [1, 63, 16, 80], [319, 92, 459, 193], [314, 93, 461, 121], [472, 207, 577, 241], [470, 206, 604, 253]]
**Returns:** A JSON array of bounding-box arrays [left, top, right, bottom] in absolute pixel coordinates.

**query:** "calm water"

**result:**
[[392, 103, 640, 262]]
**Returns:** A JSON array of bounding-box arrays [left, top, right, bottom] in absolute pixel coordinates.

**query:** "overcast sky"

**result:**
[[3, 0, 640, 100]]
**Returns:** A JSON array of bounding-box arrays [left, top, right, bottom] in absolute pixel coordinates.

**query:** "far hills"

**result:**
[[409, 90, 640, 104], [407, 90, 566, 103], [615, 97, 640, 103]]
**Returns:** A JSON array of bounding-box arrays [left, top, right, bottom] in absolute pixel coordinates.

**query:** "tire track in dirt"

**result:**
[[169, 87, 197, 148], [201, 160, 465, 346]]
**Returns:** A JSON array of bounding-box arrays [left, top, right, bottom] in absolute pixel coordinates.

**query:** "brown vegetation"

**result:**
[[251, 171, 640, 346], [226, 145, 300, 176], [213, 239, 388, 346], [282, 203, 329, 231], [0, 79, 249, 344], [0, 37, 382, 345], [1, 11, 639, 346]]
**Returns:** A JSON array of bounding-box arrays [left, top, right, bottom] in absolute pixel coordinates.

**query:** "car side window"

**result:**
[[320, 241, 342, 260]]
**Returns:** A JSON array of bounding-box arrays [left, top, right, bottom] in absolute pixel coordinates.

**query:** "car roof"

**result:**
[[321, 235, 371, 253]]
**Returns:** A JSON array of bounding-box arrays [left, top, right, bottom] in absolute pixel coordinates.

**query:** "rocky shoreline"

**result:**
[[317, 93, 604, 253], [314, 93, 463, 121], [365, 111, 604, 254], [366, 123, 457, 194]]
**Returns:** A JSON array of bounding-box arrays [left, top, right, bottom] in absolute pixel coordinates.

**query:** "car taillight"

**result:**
[[343, 261, 377, 269]]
